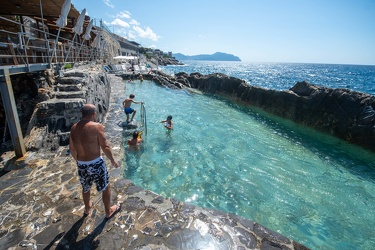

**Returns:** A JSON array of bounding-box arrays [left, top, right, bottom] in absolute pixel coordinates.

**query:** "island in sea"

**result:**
[[173, 52, 241, 61]]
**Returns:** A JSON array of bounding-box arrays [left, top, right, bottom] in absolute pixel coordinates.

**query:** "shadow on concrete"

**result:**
[[46, 215, 107, 250]]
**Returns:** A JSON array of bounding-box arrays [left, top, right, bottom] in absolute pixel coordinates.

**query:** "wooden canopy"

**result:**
[[0, 0, 80, 19], [0, 0, 85, 33]]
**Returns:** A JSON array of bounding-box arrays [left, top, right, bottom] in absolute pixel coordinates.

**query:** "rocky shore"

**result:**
[[0, 65, 309, 249], [129, 70, 375, 153]]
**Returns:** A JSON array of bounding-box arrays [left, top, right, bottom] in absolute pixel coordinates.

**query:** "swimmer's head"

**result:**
[[132, 131, 139, 139], [167, 115, 172, 121]]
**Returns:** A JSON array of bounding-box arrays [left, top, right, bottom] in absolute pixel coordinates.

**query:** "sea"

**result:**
[[160, 61, 375, 95]]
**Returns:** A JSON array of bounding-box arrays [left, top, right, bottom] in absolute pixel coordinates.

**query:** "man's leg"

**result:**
[[131, 110, 137, 121], [82, 190, 92, 214], [126, 114, 130, 122], [102, 184, 118, 218]]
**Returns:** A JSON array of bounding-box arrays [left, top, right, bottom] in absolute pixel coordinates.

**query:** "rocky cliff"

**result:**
[[147, 71, 375, 153]]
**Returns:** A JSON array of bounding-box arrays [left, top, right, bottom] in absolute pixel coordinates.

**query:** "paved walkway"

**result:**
[[0, 74, 309, 249]]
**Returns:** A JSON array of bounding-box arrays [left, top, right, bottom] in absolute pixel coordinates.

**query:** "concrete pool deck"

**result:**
[[0, 74, 309, 249]]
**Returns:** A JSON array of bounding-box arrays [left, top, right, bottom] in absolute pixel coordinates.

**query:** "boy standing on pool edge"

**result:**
[[122, 94, 144, 123]]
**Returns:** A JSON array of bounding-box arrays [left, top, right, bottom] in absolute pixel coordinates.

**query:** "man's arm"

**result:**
[[97, 124, 119, 168], [69, 127, 78, 161]]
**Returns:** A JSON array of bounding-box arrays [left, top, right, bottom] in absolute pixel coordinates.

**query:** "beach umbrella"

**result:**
[[50, 0, 71, 64], [83, 19, 94, 40], [90, 31, 101, 60], [56, 0, 71, 28], [65, 8, 86, 62], [74, 19, 94, 63]]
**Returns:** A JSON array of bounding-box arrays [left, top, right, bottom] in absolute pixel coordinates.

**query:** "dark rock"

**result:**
[[61, 173, 74, 182], [235, 227, 258, 249], [261, 239, 288, 250], [290, 80, 320, 96], [0, 229, 25, 249], [293, 240, 311, 250], [113, 178, 133, 189], [124, 197, 146, 211], [254, 223, 291, 244], [160, 222, 181, 236], [126, 185, 144, 195], [151, 196, 165, 204], [238, 217, 255, 231]]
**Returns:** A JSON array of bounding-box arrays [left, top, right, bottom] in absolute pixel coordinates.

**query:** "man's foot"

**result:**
[[84, 201, 93, 217], [106, 202, 122, 220]]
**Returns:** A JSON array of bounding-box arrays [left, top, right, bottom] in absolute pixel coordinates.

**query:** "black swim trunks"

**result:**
[[77, 156, 109, 193]]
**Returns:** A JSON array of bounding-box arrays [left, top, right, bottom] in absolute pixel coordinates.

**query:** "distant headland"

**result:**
[[173, 52, 241, 61]]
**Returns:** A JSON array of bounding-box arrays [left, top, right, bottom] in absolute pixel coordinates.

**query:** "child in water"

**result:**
[[128, 131, 143, 146], [160, 115, 173, 130]]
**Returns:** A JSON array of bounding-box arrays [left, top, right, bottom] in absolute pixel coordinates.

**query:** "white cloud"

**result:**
[[104, 9, 160, 43], [103, 0, 114, 8], [111, 18, 130, 28], [132, 26, 159, 41], [117, 11, 131, 19], [130, 19, 140, 26]]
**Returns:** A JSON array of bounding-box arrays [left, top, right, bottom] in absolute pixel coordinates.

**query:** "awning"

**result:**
[[113, 56, 137, 60]]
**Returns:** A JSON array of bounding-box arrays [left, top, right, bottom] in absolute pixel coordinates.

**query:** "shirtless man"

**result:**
[[122, 94, 144, 123], [69, 104, 120, 219]]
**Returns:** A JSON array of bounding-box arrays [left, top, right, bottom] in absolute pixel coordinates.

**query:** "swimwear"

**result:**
[[124, 107, 134, 114], [77, 156, 109, 193]]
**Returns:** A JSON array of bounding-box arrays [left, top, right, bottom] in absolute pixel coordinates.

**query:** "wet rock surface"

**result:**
[[0, 70, 309, 249]]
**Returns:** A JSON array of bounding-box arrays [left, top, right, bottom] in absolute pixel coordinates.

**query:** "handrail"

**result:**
[[0, 15, 108, 67], [140, 103, 147, 135]]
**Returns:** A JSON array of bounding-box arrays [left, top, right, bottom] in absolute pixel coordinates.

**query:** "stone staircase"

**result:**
[[24, 66, 111, 151]]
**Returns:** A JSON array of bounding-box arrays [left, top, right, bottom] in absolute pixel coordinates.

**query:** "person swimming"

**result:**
[[128, 131, 143, 146], [160, 115, 173, 130]]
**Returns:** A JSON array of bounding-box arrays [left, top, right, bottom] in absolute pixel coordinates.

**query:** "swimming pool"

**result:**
[[121, 80, 375, 249]]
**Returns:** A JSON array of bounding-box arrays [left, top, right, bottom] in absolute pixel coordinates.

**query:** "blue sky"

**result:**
[[71, 0, 375, 65]]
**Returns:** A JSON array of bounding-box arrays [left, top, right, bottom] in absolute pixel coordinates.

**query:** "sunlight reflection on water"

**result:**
[[161, 61, 375, 95]]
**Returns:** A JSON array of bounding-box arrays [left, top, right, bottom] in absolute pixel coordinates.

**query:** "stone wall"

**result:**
[[0, 71, 52, 149], [24, 66, 111, 151]]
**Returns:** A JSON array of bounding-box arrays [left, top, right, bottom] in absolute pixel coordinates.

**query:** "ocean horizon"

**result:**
[[161, 61, 375, 96]]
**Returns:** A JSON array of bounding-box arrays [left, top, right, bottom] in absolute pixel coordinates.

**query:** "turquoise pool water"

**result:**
[[121, 80, 375, 249]]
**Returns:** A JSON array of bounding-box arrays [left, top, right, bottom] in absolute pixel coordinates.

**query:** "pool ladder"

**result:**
[[140, 103, 147, 135]]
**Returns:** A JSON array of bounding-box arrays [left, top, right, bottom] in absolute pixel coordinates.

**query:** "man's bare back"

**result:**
[[70, 120, 102, 161], [69, 104, 118, 165]]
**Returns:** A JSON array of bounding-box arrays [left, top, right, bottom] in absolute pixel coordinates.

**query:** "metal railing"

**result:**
[[0, 15, 105, 67]]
